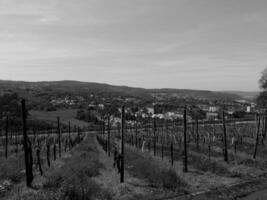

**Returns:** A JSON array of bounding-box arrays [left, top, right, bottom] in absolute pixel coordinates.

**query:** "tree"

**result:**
[[259, 67, 267, 89], [257, 67, 267, 107]]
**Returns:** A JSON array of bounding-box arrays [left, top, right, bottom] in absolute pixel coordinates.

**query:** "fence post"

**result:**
[[5, 115, 8, 159], [120, 106, 125, 183], [21, 99, 33, 187], [57, 116, 61, 158], [222, 110, 228, 163], [183, 107, 188, 172]]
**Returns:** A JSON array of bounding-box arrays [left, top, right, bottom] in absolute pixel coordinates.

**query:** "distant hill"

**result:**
[[148, 88, 242, 101], [0, 80, 244, 102], [221, 91, 259, 101]]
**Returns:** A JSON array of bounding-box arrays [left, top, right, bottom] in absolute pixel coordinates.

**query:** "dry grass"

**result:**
[[125, 147, 187, 191], [30, 109, 90, 127], [0, 152, 25, 183], [7, 134, 112, 200]]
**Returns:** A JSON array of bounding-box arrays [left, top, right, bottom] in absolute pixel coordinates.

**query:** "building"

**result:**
[[206, 112, 219, 120], [209, 106, 219, 112]]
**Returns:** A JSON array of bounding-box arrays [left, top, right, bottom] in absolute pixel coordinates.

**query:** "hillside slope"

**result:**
[[0, 80, 243, 101]]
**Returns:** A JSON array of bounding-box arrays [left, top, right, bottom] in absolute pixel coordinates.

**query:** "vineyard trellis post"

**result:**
[[222, 110, 228, 163], [108, 115, 111, 157], [68, 121, 71, 143], [153, 118, 156, 156], [53, 143, 57, 161], [47, 143, 50, 167], [57, 116, 61, 158], [135, 116, 138, 148], [264, 113, 267, 139], [253, 114, 261, 159], [15, 130, 18, 155], [171, 142, 174, 166], [21, 99, 33, 187], [183, 107, 188, 172], [5, 115, 8, 159], [36, 147, 43, 176], [120, 106, 125, 183], [196, 117, 199, 150]]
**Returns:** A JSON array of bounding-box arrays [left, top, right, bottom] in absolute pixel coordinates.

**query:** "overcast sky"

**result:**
[[0, 0, 267, 91]]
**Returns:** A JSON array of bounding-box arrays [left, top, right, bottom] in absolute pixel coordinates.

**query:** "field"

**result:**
[[97, 116, 267, 200], [30, 109, 90, 128], [1, 109, 267, 199]]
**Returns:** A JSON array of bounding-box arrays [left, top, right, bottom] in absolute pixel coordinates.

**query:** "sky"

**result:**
[[0, 0, 267, 91]]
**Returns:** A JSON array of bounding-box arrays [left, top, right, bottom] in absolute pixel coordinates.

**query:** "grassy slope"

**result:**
[[29, 109, 90, 128]]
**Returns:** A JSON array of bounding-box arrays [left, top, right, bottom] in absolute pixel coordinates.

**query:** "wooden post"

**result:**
[[253, 114, 261, 159], [183, 107, 188, 172], [264, 114, 267, 139], [5, 115, 8, 159], [47, 143, 50, 167], [108, 115, 111, 157], [171, 142, 174, 166], [28, 141, 33, 180], [120, 106, 125, 183], [57, 116, 61, 158], [15, 130, 18, 155], [68, 121, 71, 141], [135, 117, 138, 148], [196, 118, 199, 150], [153, 117, 156, 156], [222, 110, 228, 163], [21, 99, 33, 187], [161, 136, 164, 160], [36, 148, 43, 176], [53, 144, 56, 161]]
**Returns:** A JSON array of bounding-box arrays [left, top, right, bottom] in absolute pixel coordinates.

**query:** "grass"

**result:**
[[42, 135, 109, 199], [188, 153, 233, 176], [0, 152, 25, 183], [7, 134, 112, 200], [125, 147, 186, 191], [30, 109, 90, 128]]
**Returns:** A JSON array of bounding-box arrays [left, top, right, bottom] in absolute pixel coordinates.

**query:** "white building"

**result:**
[[209, 106, 219, 112]]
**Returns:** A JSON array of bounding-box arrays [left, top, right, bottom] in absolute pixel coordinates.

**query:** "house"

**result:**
[[206, 112, 219, 120], [147, 107, 154, 115], [209, 106, 219, 112]]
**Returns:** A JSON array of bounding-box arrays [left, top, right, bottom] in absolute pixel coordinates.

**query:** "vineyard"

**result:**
[[1, 102, 267, 199], [97, 106, 267, 199], [0, 100, 89, 199]]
